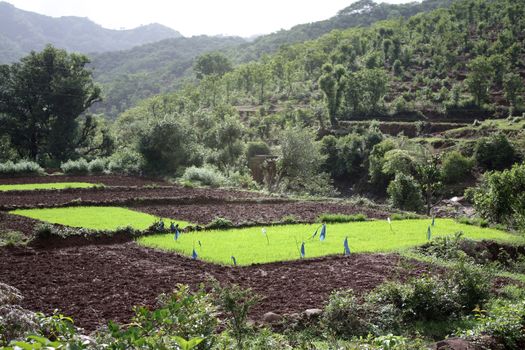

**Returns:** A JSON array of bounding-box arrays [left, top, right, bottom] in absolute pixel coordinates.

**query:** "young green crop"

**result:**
[[137, 219, 523, 266], [11, 206, 190, 231], [0, 182, 98, 191]]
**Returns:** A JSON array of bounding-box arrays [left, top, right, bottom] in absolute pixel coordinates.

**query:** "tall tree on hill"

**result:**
[[319, 63, 346, 127], [465, 56, 494, 106], [0, 45, 101, 162]]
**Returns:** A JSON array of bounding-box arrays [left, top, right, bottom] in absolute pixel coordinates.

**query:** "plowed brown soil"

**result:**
[[0, 243, 432, 331], [135, 202, 389, 225]]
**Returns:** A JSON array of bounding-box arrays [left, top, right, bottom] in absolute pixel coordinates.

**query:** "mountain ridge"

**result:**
[[0, 1, 182, 63]]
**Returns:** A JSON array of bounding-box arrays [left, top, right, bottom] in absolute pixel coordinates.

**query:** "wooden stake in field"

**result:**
[[387, 217, 393, 233], [427, 226, 432, 241]]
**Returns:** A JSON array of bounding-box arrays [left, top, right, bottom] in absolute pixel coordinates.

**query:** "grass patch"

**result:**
[[0, 182, 99, 191], [137, 219, 522, 266], [317, 213, 367, 223], [10, 206, 190, 231]]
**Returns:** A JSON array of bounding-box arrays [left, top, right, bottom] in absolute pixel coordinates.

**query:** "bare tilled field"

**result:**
[[0, 243, 431, 331]]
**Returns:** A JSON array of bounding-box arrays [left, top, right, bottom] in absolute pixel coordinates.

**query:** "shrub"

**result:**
[[0, 283, 38, 346], [138, 117, 202, 175], [474, 133, 517, 171], [280, 214, 298, 224], [317, 213, 367, 223], [469, 163, 525, 228], [450, 260, 492, 312], [102, 285, 218, 349], [206, 217, 234, 230], [0, 160, 44, 177], [466, 299, 525, 349], [212, 282, 260, 349], [181, 165, 227, 188], [0, 231, 29, 247], [60, 159, 89, 175], [87, 158, 107, 174], [441, 151, 474, 184], [226, 170, 258, 190], [246, 141, 271, 159], [368, 277, 461, 322], [323, 290, 371, 339], [387, 173, 424, 212], [107, 148, 144, 174]]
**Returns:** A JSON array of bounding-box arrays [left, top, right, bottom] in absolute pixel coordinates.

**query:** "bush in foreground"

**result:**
[[0, 160, 44, 177], [60, 159, 89, 175], [181, 165, 227, 188], [387, 173, 424, 212]]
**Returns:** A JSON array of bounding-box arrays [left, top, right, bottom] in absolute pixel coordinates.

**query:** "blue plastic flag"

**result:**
[[192, 248, 198, 260], [158, 220, 164, 231], [344, 237, 351, 256], [432, 216, 435, 227], [174, 228, 180, 241], [427, 226, 432, 241], [231, 256, 237, 266], [170, 222, 176, 232], [300, 242, 305, 258], [319, 224, 326, 241]]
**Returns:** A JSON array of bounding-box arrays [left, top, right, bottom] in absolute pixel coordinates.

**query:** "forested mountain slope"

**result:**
[[0, 1, 182, 63], [89, 36, 246, 117], [90, 0, 455, 118]]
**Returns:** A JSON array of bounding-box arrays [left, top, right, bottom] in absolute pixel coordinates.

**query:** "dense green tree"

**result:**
[[138, 116, 202, 175], [194, 52, 232, 79], [0, 45, 101, 161], [387, 173, 424, 212], [470, 163, 525, 229], [475, 133, 517, 171], [503, 72, 524, 108], [465, 56, 494, 106], [319, 64, 346, 127]]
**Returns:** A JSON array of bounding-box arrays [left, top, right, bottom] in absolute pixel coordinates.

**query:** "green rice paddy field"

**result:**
[[11, 206, 190, 231], [137, 219, 523, 265], [10, 206, 523, 266], [0, 182, 98, 191]]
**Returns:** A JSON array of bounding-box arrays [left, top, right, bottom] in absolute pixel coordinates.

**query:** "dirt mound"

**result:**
[[0, 243, 431, 332], [0, 186, 267, 210], [135, 202, 390, 225], [0, 175, 168, 187]]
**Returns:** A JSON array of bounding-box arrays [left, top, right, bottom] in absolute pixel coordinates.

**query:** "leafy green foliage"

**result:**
[[441, 151, 474, 184], [138, 116, 202, 175], [466, 299, 525, 349], [474, 133, 517, 171], [0, 230, 29, 247], [60, 159, 90, 175], [272, 127, 333, 195], [387, 173, 424, 212], [181, 165, 227, 188], [469, 162, 525, 229], [316, 213, 367, 223], [0, 45, 102, 162], [0, 160, 44, 177], [212, 282, 260, 350], [323, 290, 372, 339]]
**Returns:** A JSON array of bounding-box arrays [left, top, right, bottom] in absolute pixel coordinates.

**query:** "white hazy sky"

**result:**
[[6, 0, 414, 37]]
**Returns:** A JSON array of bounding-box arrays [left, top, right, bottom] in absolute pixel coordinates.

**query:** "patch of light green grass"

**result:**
[[10, 206, 191, 231], [0, 182, 98, 191], [137, 219, 522, 266]]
